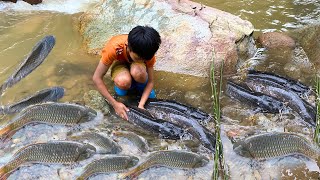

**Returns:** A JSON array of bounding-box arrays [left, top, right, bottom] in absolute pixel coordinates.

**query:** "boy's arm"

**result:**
[[92, 61, 129, 120], [138, 66, 155, 109]]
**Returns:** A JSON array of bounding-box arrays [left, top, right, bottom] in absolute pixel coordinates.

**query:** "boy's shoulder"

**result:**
[[108, 34, 128, 46]]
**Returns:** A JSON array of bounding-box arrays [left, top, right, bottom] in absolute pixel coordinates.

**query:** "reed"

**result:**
[[210, 50, 228, 180], [314, 76, 320, 144]]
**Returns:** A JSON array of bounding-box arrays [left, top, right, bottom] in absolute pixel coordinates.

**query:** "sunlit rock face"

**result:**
[[79, 0, 254, 77]]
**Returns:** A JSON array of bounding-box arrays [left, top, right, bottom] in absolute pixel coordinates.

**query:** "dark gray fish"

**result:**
[[68, 132, 122, 154], [0, 141, 96, 179], [247, 70, 311, 96], [226, 81, 284, 113], [0, 102, 97, 140], [120, 150, 209, 179], [233, 132, 320, 159], [0, 86, 64, 114], [77, 155, 139, 180], [145, 105, 215, 152], [245, 77, 316, 127], [126, 106, 187, 140], [0, 36, 55, 93], [146, 99, 212, 125]]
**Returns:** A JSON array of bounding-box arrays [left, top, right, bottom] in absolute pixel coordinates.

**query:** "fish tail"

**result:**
[[0, 165, 9, 180], [119, 167, 142, 180], [0, 124, 13, 140]]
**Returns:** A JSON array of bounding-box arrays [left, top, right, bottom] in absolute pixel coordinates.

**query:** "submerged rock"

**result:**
[[79, 0, 254, 77], [83, 90, 110, 115]]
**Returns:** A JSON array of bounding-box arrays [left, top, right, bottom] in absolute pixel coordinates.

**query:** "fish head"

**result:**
[[193, 155, 209, 168], [260, 96, 285, 113], [126, 156, 139, 168], [78, 108, 97, 123], [77, 144, 96, 161], [233, 141, 253, 158]]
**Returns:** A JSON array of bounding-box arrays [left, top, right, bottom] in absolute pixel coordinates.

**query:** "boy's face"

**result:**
[[127, 47, 145, 63]]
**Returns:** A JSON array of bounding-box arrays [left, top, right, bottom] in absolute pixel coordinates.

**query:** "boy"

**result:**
[[92, 25, 161, 120]]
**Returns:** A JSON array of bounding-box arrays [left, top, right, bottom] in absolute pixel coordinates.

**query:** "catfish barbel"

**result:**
[[226, 81, 284, 113], [0, 35, 55, 94], [146, 99, 212, 125], [0, 102, 97, 140], [0, 86, 64, 115], [233, 132, 320, 160], [0, 141, 96, 179], [126, 106, 187, 140], [68, 132, 122, 154], [245, 77, 316, 127], [120, 150, 209, 179], [77, 155, 139, 180]]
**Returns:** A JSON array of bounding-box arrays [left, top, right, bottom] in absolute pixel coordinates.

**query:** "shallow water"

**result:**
[[0, 0, 319, 179]]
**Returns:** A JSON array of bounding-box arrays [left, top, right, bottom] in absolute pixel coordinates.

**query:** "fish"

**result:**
[[0, 35, 55, 94], [247, 70, 311, 96], [68, 132, 122, 154], [0, 102, 97, 140], [119, 150, 209, 179], [233, 132, 320, 160], [0, 86, 64, 115], [245, 77, 316, 127], [113, 131, 149, 153], [226, 81, 284, 113], [76, 155, 139, 180], [126, 106, 187, 140], [145, 105, 215, 152], [146, 99, 212, 125], [0, 141, 96, 179]]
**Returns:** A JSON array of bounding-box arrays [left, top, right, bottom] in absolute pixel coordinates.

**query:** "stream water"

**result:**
[[0, 0, 319, 179]]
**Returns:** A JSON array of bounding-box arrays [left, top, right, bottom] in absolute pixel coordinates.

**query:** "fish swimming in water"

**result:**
[[119, 150, 209, 179], [113, 130, 149, 153], [0, 141, 96, 179], [0, 86, 64, 115], [126, 106, 188, 140], [0, 35, 55, 94], [245, 77, 316, 127], [233, 132, 320, 160], [68, 132, 122, 154], [247, 70, 311, 96], [76, 155, 139, 180], [0, 102, 97, 140], [226, 81, 284, 114], [146, 99, 212, 125]]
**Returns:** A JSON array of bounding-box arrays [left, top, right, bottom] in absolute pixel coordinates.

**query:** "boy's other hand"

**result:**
[[114, 102, 129, 121]]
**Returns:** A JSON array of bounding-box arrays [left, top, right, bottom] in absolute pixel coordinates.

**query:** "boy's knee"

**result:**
[[114, 76, 131, 90], [130, 67, 147, 83]]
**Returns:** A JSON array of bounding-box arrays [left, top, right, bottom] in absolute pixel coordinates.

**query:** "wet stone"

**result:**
[[83, 90, 110, 115]]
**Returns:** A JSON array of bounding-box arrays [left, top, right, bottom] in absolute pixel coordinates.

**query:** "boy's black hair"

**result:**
[[128, 25, 161, 60]]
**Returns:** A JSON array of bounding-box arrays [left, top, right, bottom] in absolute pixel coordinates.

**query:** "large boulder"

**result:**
[[79, 0, 254, 77]]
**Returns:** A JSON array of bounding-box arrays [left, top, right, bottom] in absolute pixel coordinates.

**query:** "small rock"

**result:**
[[257, 32, 296, 49]]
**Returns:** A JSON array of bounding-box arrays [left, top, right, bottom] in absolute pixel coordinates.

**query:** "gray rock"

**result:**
[[83, 90, 110, 115]]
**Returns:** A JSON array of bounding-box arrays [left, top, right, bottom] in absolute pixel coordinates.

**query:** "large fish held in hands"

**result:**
[[0, 35, 55, 94], [233, 132, 320, 160], [226, 81, 284, 113], [77, 155, 139, 180], [119, 150, 209, 179], [0, 86, 64, 115], [126, 106, 188, 140], [0, 102, 97, 140], [0, 141, 96, 179]]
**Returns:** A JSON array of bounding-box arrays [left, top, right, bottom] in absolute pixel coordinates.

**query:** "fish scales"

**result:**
[[0, 141, 96, 179], [77, 156, 139, 180], [113, 131, 149, 153], [233, 133, 320, 159], [0, 102, 97, 140], [68, 132, 121, 154], [120, 150, 209, 179]]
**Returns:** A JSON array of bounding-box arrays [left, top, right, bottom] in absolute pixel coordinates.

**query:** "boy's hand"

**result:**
[[138, 105, 145, 110], [113, 102, 129, 121]]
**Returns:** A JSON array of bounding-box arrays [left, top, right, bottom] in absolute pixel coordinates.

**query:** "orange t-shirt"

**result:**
[[100, 34, 156, 68]]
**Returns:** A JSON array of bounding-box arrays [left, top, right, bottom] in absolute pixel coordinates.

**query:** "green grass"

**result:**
[[314, 76, 320, 144], [210, 50, 228, 180]]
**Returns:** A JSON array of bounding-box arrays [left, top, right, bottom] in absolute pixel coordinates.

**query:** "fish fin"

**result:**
[[118, 168, 140, 180], [0, 125, 13, 140], [0, 165, 9, 180]]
